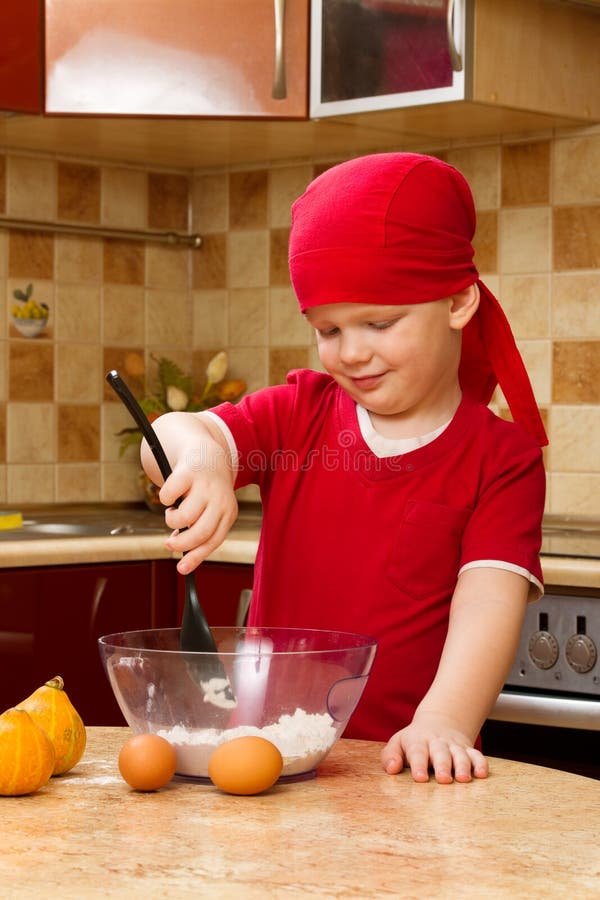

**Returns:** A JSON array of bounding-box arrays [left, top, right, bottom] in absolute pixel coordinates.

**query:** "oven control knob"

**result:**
[[528, 631, 559, 669], [565, 634, 597, 674]]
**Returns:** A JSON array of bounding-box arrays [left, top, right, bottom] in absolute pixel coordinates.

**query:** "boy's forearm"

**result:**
[[414, 568, 529, 741]]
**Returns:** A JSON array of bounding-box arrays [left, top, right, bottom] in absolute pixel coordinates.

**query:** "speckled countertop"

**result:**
[[0, 505, 597, 590], [0, 726, 598, 898]]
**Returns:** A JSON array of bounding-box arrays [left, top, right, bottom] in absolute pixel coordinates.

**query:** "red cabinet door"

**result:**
[[176, 562, 254, 628], [0, 0, 44, 113], [0, 560, 177, 726], [43, 0, 308, 117]]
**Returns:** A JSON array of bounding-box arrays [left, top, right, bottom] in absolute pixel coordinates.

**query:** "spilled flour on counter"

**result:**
[[157, 708, 338, 777]]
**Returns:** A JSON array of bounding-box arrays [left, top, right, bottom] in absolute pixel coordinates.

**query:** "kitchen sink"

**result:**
[[0, 508, 170, 541]]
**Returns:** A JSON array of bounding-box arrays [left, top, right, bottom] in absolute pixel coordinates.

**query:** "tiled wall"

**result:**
[[0, 125, 599, 515]]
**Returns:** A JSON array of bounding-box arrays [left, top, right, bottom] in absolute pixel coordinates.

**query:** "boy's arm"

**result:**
[[380, 566, 529, 783], [141, 411, 238, 574]]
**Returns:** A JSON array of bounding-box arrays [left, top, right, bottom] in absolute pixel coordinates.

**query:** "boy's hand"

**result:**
[[380, 712, 489, 784], [159, 452, 238, 574]]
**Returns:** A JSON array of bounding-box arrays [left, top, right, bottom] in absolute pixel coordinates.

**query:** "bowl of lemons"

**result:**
[[11, 283, 49, 337]]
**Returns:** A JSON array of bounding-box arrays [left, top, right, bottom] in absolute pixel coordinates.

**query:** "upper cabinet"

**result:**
[[0, 0, 599, 167], [1, 0, 309, 118], [312, 0, 600, 136]]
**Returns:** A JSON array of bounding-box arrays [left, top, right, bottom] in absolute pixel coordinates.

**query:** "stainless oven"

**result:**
[[484, 517, 600, 779]]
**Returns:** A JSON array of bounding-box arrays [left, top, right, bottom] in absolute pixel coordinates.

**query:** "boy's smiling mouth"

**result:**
[[349, 372, 386, 390]]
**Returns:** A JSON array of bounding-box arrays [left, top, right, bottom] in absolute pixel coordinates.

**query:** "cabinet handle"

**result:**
[[272, 0, 287, 99], [89, 576, 108, 639], [446, 0, 463, 72]]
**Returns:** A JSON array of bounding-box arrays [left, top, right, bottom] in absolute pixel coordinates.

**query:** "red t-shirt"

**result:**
[[211, 370, 545, 741]]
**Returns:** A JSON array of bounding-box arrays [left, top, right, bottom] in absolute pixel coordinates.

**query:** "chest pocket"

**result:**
[[386, 500, 471, 600]]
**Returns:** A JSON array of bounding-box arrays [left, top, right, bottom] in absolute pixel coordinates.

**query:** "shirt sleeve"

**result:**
[[459, 434, 546, 593]]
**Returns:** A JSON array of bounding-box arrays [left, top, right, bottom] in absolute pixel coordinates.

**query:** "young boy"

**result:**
[[142, 153, 547, 785]]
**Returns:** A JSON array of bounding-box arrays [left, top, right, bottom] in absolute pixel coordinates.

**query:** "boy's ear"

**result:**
[[449, 284, 480, 331]]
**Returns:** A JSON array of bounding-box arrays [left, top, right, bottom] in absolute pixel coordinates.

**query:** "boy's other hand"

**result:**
[[380, 714, 489, 784]]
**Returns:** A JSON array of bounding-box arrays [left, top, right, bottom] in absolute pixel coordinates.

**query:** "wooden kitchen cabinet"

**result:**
[[0, 0, 308, 117], [313, 0, 600, 135], [175, 562, 254, 628], [0, 559, 177, 726]]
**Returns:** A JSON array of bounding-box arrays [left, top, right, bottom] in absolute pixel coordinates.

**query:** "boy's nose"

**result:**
[[338, 332, 371, 366]]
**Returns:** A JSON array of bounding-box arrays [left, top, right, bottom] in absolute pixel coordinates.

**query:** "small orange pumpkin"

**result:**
[[0, 708, 55, 796], [19, 676, 86, 776]]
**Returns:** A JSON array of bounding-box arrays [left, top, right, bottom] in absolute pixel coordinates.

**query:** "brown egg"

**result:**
[[118, 733, 177, 791], [208, 736, 283, 795]]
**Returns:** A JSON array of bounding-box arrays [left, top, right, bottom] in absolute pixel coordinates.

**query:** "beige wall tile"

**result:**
[[9, 230, 54, 280], [500, 275, 550, 339], [0, 344, 6, 403], [56, 343, 102, 403], [55, 235, 102, 283], [517, 340, 551, 405], [553, 134, 600, 205], [269, 165, 313, 227], [0, 230, 7, 280], [146, 244, 189, 290], [58, 161, 101, 223], [229, 170, 268, 229], [102, 401, 138, 463], [192, 290, 228, 349], [473, 211, 497, 274], [229, 288, 268, 347], [146, 288, 192, 348], [445, 145, 500, 210], [103, 285, 145, 345], [228, 231, 268, 289], [499, 207, 550, 274], [56, 463, 101, 502], [191, 173, 228, 233], [7, 155, 56, 221], [553, 340, 600, 403], [192, 233, 226, 289], [550, 406, 599, 473], [7, 464, 55, 504], [9, 343, 53, 401], [0, 465, 6, 504], [501, 142, 550, 206], [269, 287, 313, 346], [553, 207, 600, 270], [550, 473, 600, 517], [0, 403, 5, 462], [104, 239, 145, 285], [55, 284, 101, 343], [7, 403, 55, 463], [226, 347, 268, 393], [269, 227, 291, 286], [102, 167, 148, 229], [148, 172, 189, 231], [0, 155, 5, 214], [58, 404, 100, 462], [102, 460, 143, 502], [103, 348, 145, 402], [269, 347, 309, 385], [552, 274, 600, 339]]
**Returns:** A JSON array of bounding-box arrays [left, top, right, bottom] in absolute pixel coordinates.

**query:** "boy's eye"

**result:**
[[317, 326, 339, 338], [369, 318, 397, 330]]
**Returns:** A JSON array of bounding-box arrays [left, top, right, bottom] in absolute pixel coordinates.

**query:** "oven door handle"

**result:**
[[490, 691, 600, 731]]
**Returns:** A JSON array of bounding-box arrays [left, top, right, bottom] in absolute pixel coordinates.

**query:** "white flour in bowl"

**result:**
[[156, 708, 338, 777]]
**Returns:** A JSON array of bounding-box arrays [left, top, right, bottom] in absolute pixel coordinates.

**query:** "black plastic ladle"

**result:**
[[106, 370, 235, 706]]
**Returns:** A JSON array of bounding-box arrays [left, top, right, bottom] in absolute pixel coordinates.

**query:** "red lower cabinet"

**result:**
[[0, 559, 177, 726], [175, 562, 254, 627]]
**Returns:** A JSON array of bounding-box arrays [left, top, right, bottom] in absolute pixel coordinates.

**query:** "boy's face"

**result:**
[[306, 300, 463, 425]]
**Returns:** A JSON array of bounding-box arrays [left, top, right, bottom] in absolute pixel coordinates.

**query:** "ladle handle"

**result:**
[[106, 370, 174, 485]]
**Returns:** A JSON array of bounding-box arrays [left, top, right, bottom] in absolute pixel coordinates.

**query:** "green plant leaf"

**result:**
[[156, 356, 193, 400]]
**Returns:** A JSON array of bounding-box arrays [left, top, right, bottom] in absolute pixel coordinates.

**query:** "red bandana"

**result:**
[[289, 153, 548, 447]]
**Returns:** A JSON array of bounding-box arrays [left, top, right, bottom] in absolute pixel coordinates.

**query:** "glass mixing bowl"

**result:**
[[98, 626, 377, 781]]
